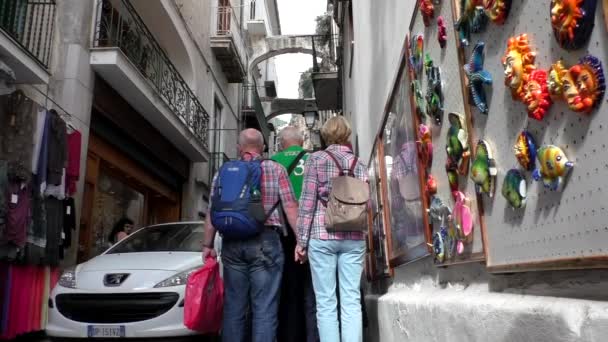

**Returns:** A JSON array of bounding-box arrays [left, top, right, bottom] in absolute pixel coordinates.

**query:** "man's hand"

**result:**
[[202, 246, 217, 261], [294, 244, 307, 264]]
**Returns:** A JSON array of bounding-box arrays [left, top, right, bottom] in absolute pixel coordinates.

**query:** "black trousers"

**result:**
[[277, 229, 319, 342]]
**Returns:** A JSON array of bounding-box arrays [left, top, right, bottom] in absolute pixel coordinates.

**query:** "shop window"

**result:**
[[380, 64, 430, 267], [366, 144, 391, 279]]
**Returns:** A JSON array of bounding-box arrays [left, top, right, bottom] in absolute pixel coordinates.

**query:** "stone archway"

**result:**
[[249, 35, 325, 77]]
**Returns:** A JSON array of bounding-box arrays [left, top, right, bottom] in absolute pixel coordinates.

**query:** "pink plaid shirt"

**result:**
[[209, 153, 296, 227], [296, 145, 368, 247]]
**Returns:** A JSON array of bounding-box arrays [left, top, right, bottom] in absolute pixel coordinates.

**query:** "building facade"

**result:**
[[0, 0, 279, 266], [333, 0, 608, 341]]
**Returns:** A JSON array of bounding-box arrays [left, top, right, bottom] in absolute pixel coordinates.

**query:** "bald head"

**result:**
[[238, 128, 264, 155], [278, 126, 304, 150]]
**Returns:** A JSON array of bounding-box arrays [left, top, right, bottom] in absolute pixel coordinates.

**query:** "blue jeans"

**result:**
[[308, 239, 365, 342], [221, 230, 284, 342]]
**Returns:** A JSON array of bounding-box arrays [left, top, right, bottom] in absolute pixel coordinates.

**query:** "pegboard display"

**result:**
[[452, 0, 608, 271], [409, 0, 486, 265]]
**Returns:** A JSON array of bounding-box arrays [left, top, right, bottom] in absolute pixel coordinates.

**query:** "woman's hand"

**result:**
[[294, 244, 308, 264]]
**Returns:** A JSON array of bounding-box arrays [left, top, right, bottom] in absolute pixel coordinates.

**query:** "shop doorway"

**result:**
[[77, 134, 180, 263]]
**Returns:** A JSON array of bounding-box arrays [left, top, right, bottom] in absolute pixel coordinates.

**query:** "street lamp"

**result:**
[[303, 110, 318, 129]]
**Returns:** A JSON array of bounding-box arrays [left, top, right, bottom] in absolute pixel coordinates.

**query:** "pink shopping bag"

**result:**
[[184, 257, 223, 334]]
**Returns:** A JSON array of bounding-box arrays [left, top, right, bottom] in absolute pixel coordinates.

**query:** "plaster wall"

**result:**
[[343, 2, 608, 341]]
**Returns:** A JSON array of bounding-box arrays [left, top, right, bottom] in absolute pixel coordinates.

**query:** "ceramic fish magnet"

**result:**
[[409, 34, 424, 79], [452, 191, 473, 250], [420, 0, 435, 27], [502, 34, 536, 100], [446, 112, 470, 175], [465, 42, 492, 114], [433, 227, 447, 263], [455, 0, 488, 46], [437, 16, 447, 48], [532, 145, 574, 191], [502, 169, 527, 209], [523, 69, 552, 121], [427, 174, 438, 196], [412, 80, 426, 118], [417, 124, 433, 170], [513, 130, 537, 171], [551, 0, 598, 50], [446, 167, 459, 192], [470, 140, 497, 197], [425, 54, 444, 125], [483, 0, 512, 25]]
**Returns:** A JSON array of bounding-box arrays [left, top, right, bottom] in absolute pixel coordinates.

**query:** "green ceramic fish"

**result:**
[[470, 140, 497, 196], [502, 169, 526, 209], [445, 112, 469, 174]]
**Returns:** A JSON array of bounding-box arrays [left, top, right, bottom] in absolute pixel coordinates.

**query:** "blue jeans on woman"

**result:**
[[308, 239, 365, 342], [221, 229, 284, 342]]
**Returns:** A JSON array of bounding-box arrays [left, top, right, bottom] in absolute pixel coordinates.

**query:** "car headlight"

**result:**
[[58, 267, 77, 288], [154, 267, 200, 288]]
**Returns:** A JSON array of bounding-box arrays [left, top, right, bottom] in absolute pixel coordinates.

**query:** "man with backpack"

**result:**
[[202, 128, 299, 342], [271, 127, 319, 342]]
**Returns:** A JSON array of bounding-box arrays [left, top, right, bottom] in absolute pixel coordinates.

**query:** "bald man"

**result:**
[[272, 127, 319, 342], [203, 128, 299, 342]]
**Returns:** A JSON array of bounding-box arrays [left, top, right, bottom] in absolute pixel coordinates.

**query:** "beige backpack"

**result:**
[[323, 151, 370, 232]]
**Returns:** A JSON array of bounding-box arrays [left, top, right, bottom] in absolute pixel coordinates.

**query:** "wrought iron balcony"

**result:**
[[0, 0, 55, 69], [93, 0, 209, 149], [211, 5, 247, 83]]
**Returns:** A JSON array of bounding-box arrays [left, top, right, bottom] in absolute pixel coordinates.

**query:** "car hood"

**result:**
[[79, 252, 202, 272]]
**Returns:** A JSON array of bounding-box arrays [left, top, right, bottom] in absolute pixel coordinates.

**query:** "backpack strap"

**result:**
[[287, 150, 308, 175], [325, 150, 348, 176], [349, 156, 359, 177]]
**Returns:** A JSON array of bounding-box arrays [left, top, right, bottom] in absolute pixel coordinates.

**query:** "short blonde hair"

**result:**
[[321, 116, 351, 145]]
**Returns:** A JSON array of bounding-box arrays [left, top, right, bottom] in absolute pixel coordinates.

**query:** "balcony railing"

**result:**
[[215, 5, 247, 68], [0, 0, 56, 68], [93, 0, 209, 149]]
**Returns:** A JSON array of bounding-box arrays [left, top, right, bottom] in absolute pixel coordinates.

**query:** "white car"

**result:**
[[47, 221, 220, 340]]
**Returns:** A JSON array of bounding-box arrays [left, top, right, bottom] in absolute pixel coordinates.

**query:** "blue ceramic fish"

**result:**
[[464, 42, 493, 114], [502, 169, 526, 209]]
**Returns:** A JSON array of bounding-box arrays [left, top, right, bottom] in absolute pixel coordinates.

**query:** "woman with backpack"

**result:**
[[295, 116, 369, 342]]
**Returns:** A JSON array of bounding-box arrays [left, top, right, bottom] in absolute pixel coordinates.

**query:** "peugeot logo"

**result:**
[[103, 273, 130, 287]]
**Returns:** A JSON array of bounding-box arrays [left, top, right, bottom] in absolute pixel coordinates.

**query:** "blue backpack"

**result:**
[[210, 159, 272, 239]]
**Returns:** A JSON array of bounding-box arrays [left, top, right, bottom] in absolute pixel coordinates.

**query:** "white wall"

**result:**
[[343, 0, 416, 163], [343, 2, 608, 341]]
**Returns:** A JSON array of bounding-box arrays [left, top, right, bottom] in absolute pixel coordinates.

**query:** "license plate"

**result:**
[[87, 325, 126, 338]]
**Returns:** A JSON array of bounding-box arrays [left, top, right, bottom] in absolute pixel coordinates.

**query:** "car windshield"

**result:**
[[107, 223, 203, 254]]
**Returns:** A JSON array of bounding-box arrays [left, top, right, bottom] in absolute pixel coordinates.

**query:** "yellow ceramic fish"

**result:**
[[532, 145, 573, 191]]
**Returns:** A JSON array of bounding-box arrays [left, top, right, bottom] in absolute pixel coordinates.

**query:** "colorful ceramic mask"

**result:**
[[412, 80, 426, 118], [421, 0, 435, 27], [417, 124, 433, 170], [548, 60, 567, 98], [523, 69, 552, 121], [502, 34, 536, 100], [470, 140, 497, 196], [560, 65, 582, 111], [550, 0, 598, 50], [456, 0, 488, 46], [425, 55, 444, 125], [410, 34, 424, 78], [569, 55, 606, 113], [446, 112, 470, 175], [465, 41, 493, 114], [513, 130, 537, 171], [483, 0, 512, 24], [533, 145, 574, 191], [502, 169, 527, 209], [452, 191, 473, 249], [437, 16, 448, 48]]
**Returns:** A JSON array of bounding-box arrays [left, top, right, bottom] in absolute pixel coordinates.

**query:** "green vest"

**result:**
[[271, 145, 308, 200]]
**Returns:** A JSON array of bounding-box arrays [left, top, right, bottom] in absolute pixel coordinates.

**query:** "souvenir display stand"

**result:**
[[450, 0, 608, 272], [408, 0, 487, 266]]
